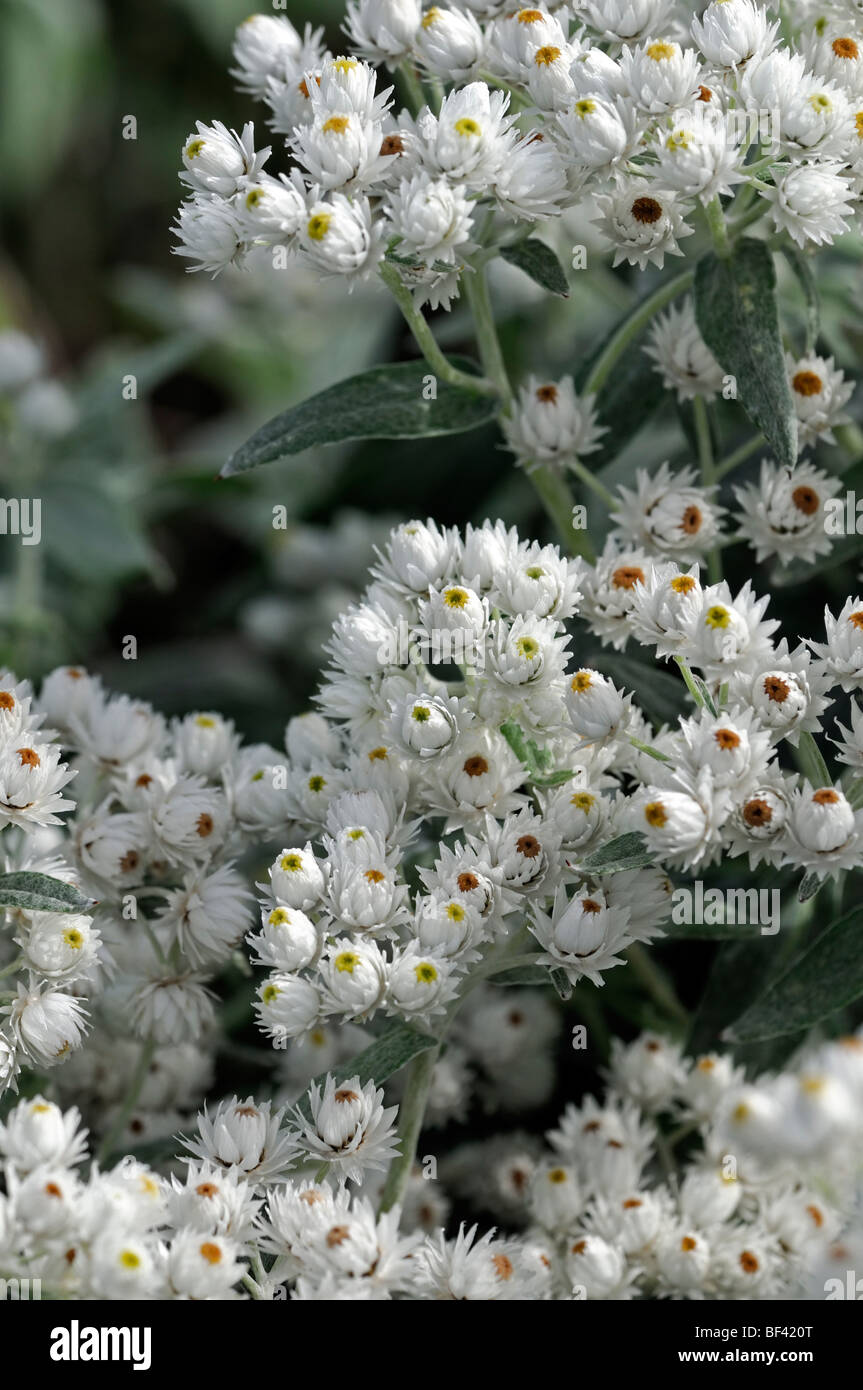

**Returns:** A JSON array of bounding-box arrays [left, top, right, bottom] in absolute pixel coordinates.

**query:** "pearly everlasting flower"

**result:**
[[610, 464, 724, 563], [183, 1096, 298, 1184], [0, 739, 76, 830], [787, 353, 855, 450], [502, 375, 605, 468], [344, 0, 423, 65], [414, 5, 486, 82], [763, 163, 855, 249], [298, 193, 383, 280], [808, 596, 863, 691], [786, 783, 862, 877], [733, 458, 841, 564], [644, 296, 725, 403], [690, 0, 779, 70], [619, 39, 703, 115], [180, 121, 269, 198], [529, 883, 634, 986], [0, 1095, 88, 1173], [255, 973, 323, 1042], [592, 181, 694, 270], [4, 985, 88, 1068], [292, 1073, 400, 1183], [414, 82, 518, 188]]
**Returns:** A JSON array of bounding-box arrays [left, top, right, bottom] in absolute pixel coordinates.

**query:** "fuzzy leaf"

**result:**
[[499, 238, 569, 296], [577, 832, 654, 876], [694, 238, 797, 468], [295, 1021, 437, 1119], [222, 358, 497, 476], [0, 871, 96, 914], [724, 906, 863, 1043]]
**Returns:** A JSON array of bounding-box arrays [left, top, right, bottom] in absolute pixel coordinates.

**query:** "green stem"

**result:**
[[674, 656, 708, 710], [377, 1044, 440, 1214], [0, 954, 23, 981], [704, 196, 731, 258], [627, 943, 689, 1028], [715, 433, 764, 480], [379, 261, 497, 396], [568, 457, 616, 509], [463, 265, 512, 407], [727, 199, 770, 238], [528, 461, 594, 560], [96, 1039, 157, 1166], [692, 396, 721, 584], [397, 62, 426, 117], [583, 269, 695, 397], [464, 263, 592, 560]]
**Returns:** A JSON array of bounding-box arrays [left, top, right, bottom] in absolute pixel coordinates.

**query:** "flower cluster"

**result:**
[[2, 1025, 862, 1298], [173, 2, 863, 295]]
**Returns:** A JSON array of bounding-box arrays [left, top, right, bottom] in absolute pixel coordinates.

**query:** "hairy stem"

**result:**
[[379, 261, 498, 396], [693, 395, 722, 584], [705, 195, 732, 258], [627, 943, 689, 1028], [715, 433, 764, 480], [583, 269, 695, 397], [378, 1044, 440, 1213]]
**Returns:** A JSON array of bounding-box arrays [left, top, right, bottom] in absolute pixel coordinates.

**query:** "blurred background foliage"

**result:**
[[0, 0, 861, 755]]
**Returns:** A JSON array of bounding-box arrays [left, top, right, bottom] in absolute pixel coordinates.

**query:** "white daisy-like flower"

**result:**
[[502, 375, 606, 469], [644, 296, 725, 402], [591, 180, 694, 271], [529, 883, 633, 986], [733, 457, 841, 565], [787, 353, 855, 450], [610, 463, 725, 563], [292, 1073, 400, 1184], [182, 1095, 299, 1184], [762, 163, 855, 249]]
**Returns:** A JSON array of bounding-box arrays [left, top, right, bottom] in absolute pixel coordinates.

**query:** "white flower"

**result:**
[[0, 739, 76, 830], [180, 120, 269, 198], [387, 691, 461, 758], [231, 14, 308, 99], [415, 6, 485, 81], [493, 131, 571, 220], [654, 115, 745, 204], [415, 82, 517, 188], [166, 1156, 261, 1245], [0, 1095, 88, 1173], [238, 171, 308, 240], [387, 943, 460, 1017], [20, 911, 100, 984], [565, 668, 630, 741], [619, 39, 703, 114], [679, 580, 779, 681], [317, 938, 389, 1018], [385, 173, 475, 262], [168, 1229, 244, 1299], [786, 783, 862, 876], [129, 970, 216, 1045], [298, 193, 383, 279], [172, 710, 240, 780], [628, 773, 724, 870], [565, 1232, 631, 1299], [529, 884, 633, 986], [690, 0, 779, 69], [148, 775, 229, 866], [255, 973, 322, 1042], [763, 163, 855, 249], [578, 0, 676, 45], [4, 985, 88, 1067], [247, 905, 320, 973], [292, 1073, 400, 1183], [610, 463, 724, 563], [628, 561, 703, 655], [374, 517, 458, 592], [183, 1095, 298, 1184], [733, 457, 841, 564], [344, 0, 423, 65], [787, 353, 855, 450], [486, 7, 569, 83], [503, 375, 605, 468], [267, 844, 326, 910], [157, 863, 254, 968], [555, 93, 638, 169], [592, 181, 694, 271], [808, 595, 863, 691]]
